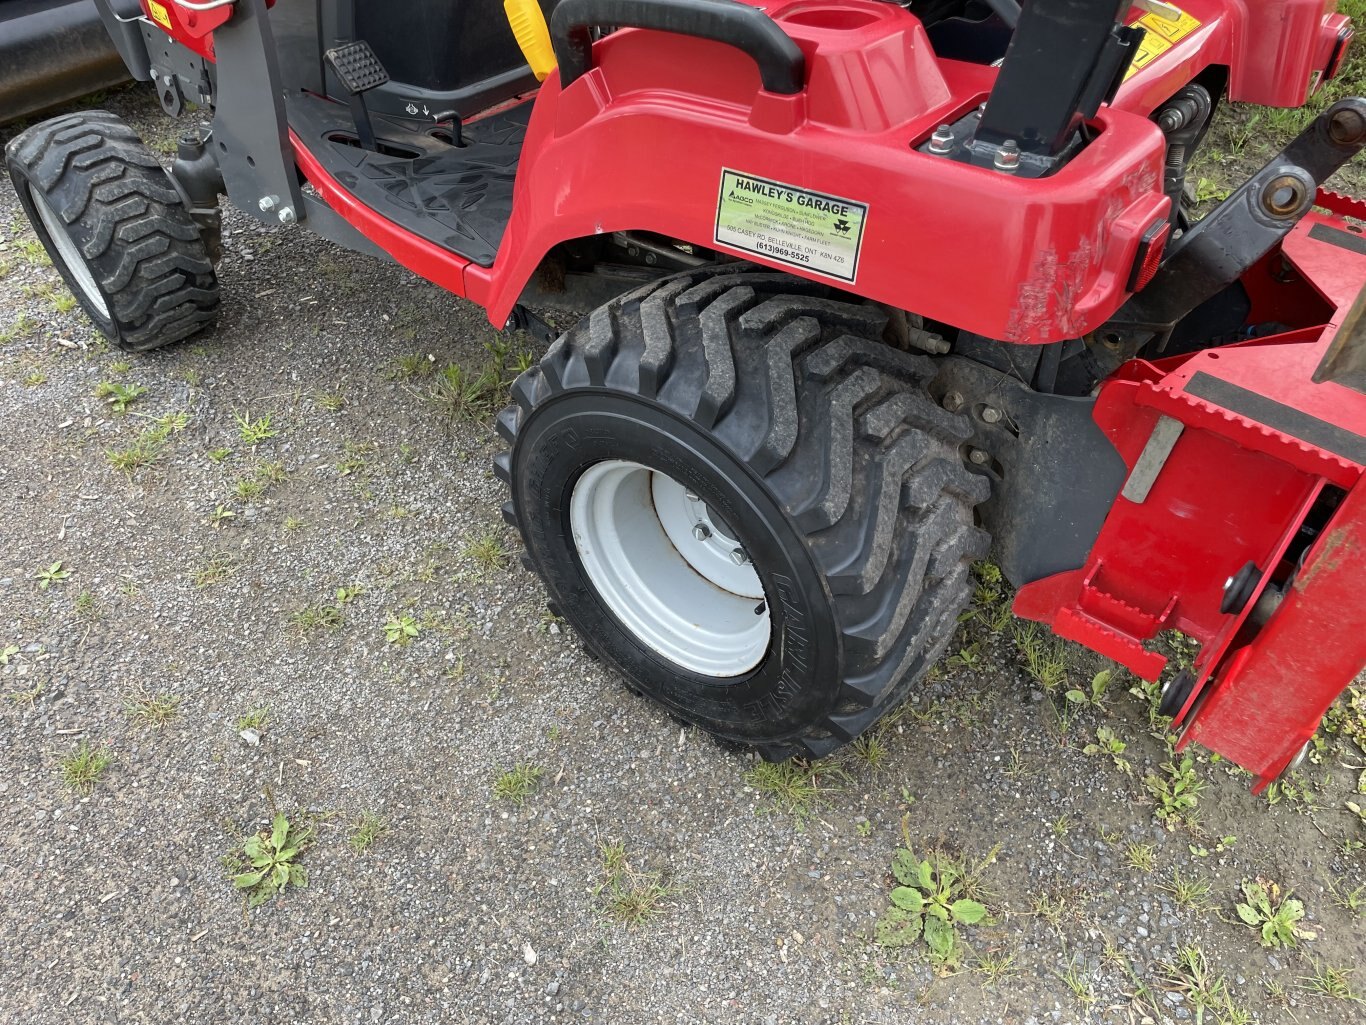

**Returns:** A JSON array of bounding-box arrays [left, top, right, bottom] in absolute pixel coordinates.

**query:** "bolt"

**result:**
[[942, 391, 965, 412], [1157, 106, 1187, 134], [730, 548, 750, 566], [981, 406, 1002, 424], [928, 124, 955, 155], [692, 524, 711, 542], [258, 195, 279, 213], [994, 139, 1021, 173], [968, 448, 990, 466], [277, 207, 297, 225], [1223, 575, 1235, 592]]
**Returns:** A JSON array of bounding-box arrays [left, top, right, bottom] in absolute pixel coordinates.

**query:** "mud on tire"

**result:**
[[496, 266, 989, 759]]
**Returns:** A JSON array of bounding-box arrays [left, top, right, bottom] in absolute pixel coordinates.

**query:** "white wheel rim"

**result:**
[[569, 460, 772, 677], [28, 184, 109, 319]]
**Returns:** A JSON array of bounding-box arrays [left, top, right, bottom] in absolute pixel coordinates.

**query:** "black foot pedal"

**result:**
[[324, 40, 389, 151]]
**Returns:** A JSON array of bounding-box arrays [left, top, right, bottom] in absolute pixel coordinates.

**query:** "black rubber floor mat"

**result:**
[[287, 91, 529, 267]]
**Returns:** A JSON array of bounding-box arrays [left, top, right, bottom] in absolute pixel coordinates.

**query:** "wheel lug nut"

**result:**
[[730, 548, 749, 566], [692, 524, 711, 541], [968, 448, 990, 465]]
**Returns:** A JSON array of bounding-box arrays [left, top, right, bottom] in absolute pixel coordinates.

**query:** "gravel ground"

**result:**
[[1, 85, 1364, 1025]]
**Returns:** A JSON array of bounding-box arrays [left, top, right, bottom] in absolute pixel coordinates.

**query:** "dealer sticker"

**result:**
[[714, 170, 867, 283]]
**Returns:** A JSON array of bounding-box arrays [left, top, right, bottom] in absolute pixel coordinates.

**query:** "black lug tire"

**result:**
[[496, 266, 990, 760], [5, 110, 219, 352]]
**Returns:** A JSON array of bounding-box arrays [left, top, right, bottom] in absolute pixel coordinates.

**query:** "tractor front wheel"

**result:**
[[5, 110, 219, 352], [496, 267, 989, 759]]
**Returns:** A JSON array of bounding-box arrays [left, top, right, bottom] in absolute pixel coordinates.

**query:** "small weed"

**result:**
[[1193, 177, 1233, 204], [123, 690, 181, 728], [744, 758, 846, 823], [234, 410, 278, 444], [1162, 868, 1214, 912], [1031, 890, 1077, 929], [594, 840, 679, 926], [23, 369, 46, 387], [383, 612, 420, 645], [226, 813, 313, 908], [73, 590, 99, 618], [105, 415, 184, 476], [1003, 745, 1031, 781], [192, 555, 235, 588], [207, 447, 232, 463], [1327, 876, 1365, 914], [1234, 877, 1314, 948], [0, 313, 36, 344], [433, 339, 528, 421], [850, 732, 890, 773], [388, 352, 436, 379], [972, 949, 1020, 986], [1012, 623, 1068, 693], [255, 460, 288, 484], [60, 741, 112, 793], [236, 706, 270, 733], [1051, 814, 1072, 838], [875, 819, 994, 971], [291, 604, 343, 634], [1082, 726, 1132, 775], [1188, 834, 1236, 858], [233, 477, 265, 502], [1056, 960, 1096, 1007], [110, 360, 132, 374], [94, 380, 147, 413], [0, 643, 21, 666], [336, 441, 373, 476], [1145, 750, 1204, 828], [465, 527, 508, 572], [19, 237, 50, 264], [348, 811, 388, 852], [492, 763, 543, 804], [1125, 842, 1156, 874], [946, 639, 982, 670], [209, 505, 236, 528], [1159, 946, 1248, 1025], [282, 516, 306, 533], [1065, 668, 1112, 710], [336, 583, 364, 604], [314, 390, 344, 411], [34, 561, 71, 590], [1298, 960, 1360, 1002]]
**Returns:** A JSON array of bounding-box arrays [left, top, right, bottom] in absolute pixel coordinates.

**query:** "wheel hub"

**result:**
[[569, 460, 771, 677]]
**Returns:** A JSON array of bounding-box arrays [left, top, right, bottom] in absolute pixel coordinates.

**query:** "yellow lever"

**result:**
[[504, 0, 558, 82]]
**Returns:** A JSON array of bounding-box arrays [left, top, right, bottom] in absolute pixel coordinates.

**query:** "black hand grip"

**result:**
[[549, 0, 806, 94]]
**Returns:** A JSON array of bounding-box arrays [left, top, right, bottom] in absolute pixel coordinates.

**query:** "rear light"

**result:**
[[1127, 219, 1171, 293], [1328, 26, 1354, 82]]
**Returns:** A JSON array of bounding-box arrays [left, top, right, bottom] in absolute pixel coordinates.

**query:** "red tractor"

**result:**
[[6, 0, 1363, 791]]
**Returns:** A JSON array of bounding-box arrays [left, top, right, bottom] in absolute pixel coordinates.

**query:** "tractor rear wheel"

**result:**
[[496, 266, 989, 759], [4, 110, 218, 352]]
